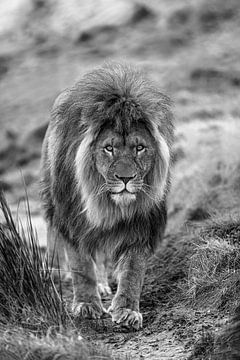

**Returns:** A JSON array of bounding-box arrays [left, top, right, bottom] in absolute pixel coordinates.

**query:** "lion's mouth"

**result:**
[[111, 189, 135, 195]]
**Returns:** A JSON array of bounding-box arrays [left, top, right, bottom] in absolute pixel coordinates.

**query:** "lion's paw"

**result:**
[[72, 301, 106, 319], [98, 282, 112, 297], [108, 307, 143, 330]]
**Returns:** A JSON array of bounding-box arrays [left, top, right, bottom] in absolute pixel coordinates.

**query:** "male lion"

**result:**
[[40, 63, 174, 330]]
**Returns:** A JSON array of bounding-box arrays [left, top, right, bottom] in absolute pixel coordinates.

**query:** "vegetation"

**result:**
[[188, 228, 240, 311]]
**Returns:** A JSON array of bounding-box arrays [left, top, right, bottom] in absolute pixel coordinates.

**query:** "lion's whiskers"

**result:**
[[95, 183, 109, 197], [142, 183, 152, 190]]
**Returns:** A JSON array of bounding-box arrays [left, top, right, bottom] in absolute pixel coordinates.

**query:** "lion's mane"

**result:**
[[40, 63, 174, 261]]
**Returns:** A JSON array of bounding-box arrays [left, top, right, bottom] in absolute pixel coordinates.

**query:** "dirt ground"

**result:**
[[1, 0, 240, 359]]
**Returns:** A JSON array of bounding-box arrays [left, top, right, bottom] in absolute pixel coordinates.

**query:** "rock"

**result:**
[[24, 122, 48, 144], [199, 6, 235, 33], [172, 146, 186, 164], [169, 7, 192, 27], [0, 123, 48, 174], [190, 68, 240, 89], [0, 55, 10, 79], [187, 207, 210, 221], [76, 25, 118, 44], [129, 4, 155, 25], [0, 180, 12, 192]]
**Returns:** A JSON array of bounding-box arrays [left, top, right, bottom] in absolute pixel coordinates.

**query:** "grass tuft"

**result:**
[[200, 217, 240, 246], [187, 221, 240, 311], [0, 190, 68, 331]]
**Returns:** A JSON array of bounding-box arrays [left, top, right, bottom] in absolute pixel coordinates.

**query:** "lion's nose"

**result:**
[[115, 174, 137, 184]]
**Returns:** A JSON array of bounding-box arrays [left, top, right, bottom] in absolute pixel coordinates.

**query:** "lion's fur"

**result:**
[[40, 62, 174, 262]]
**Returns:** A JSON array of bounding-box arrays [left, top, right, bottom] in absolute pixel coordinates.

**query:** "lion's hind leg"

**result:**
[[46, 223, 71, 281], [66, 245, 107, 319], [95, 251, 112, 297]]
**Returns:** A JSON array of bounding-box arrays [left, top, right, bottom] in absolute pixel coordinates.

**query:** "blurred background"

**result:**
[[0, 0, 240, 247]]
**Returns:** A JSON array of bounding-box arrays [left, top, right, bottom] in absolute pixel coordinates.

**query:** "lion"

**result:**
[[40, 62, 174, 330]]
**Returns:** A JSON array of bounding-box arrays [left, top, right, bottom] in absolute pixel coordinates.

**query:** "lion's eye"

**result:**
[[136, 144, 145, 152], [104, 145, 114, 153]]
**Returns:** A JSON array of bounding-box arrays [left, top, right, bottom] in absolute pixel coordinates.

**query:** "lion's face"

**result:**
[[94, 123, 156, 206]]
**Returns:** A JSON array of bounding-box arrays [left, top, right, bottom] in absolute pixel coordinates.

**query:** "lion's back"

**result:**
[[39, 92, 83, 228]]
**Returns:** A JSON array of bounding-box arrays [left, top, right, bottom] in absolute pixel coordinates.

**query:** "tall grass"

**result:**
[[187, 217, 240, 311], [0, 190, 68, 330], [187, 238, 240, 310]]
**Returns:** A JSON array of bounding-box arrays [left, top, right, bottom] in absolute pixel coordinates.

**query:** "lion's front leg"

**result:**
[[66, 245, 106, 319], [109, 252, 147, 330], [95, 250, 112, 297]]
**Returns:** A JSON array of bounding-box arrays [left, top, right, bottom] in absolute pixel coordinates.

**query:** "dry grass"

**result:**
[[0, 190, 68, 329], [216, 305, 240, 360], [200, 217, 240, 245], [187, 218, 240, 311], [0, 328, 117, 360], [188, 330, 215, 360], [189, 306, 240, 359]]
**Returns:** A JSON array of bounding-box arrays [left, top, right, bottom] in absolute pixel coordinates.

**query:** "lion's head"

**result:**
[[51, 63, 174, 229], [94, 123, 156, 206]]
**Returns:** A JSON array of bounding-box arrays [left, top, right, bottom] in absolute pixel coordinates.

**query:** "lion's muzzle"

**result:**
[[107, 159, 143, 203]]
